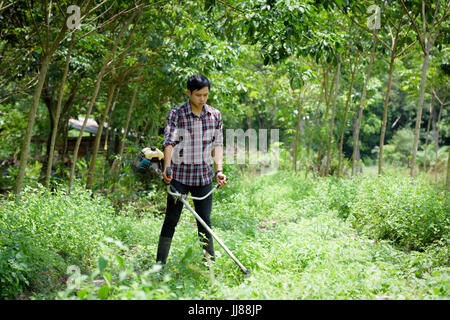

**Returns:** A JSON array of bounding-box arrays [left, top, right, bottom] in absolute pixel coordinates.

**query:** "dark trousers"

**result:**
[[159, 179, 214, 252]]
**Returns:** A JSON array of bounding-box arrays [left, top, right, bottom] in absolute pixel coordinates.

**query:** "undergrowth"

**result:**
[[0, 168, 448, 300]]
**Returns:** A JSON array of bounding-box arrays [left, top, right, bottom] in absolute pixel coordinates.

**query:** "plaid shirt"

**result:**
[[162, 101, 223, 186]]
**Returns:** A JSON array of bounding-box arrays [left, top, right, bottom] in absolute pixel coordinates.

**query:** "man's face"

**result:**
[[187, 86, 209, 109]]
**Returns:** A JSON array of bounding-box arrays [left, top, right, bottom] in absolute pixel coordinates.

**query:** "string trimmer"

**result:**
[[166, 167, 251, 275]]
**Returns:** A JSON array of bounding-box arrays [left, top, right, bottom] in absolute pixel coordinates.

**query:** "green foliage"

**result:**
[[57, 239, 175, 300], [0, 0, 449, 301], [417, 144, 449, 170], [324, 177, 359, 219], [346, 176, 449, 251], [390, 128, 414, 166], [0, 159, 42, 191], [0, 103, 27, 158], [0, 183, 138, 298], [383, 144, 402, 166], [1, 169, 449, 300]]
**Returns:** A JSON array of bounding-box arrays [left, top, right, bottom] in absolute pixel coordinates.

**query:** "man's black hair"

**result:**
[[187, 74, 210, 92]]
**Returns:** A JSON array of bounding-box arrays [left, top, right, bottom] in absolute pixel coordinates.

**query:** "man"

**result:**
[[156, 74, 227, 266]]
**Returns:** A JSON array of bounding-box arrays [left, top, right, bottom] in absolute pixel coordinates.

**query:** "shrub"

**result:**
[[0, 229, 65, 299], [383, 144, 403, 166], [57, 240, 176, 300], [347, 175, 449, 251], [324, 177, 359, 220], [391, 128, 414, 166], [0, 183, 124, 298]]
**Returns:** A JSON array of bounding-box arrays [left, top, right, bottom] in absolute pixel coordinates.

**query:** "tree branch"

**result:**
[[336, 4, 390, 51], [429, 0, 450, 50], [395, 39, 417, 58], [78, 1, 149, 41], [399, 0, 426, 54], [427, 0, 441, 43], [422, 0, 427, 41], [432, 89, 450, 106], [0, 0, 17, 12], [216, 0, 248, 15], [0, 76, 39, 103], [27, 0, 44, 52]]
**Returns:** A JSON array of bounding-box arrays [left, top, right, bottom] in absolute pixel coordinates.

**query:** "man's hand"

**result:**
[[163, 146, 173, 184], [216, 172, 227, 188], [163, 167, 172, 184]]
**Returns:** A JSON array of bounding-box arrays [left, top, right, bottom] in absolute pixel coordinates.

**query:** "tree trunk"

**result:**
[[305, 88, 323, 179], [378, 35, 398, 176], [45, 33, 76, 187], [135, 118, 151, 147], [424, 99, 433, 172], [293, 97, 304, 172], [111, 77, 141, 187], [401, 0, 449, 178], [101, 86, 120, 192], [410, 51, 430, 178], [325, 56, 342, 176], [352, 112, 361, 173], [58, 83, 79, 165], [14, 53, 51, 194], [431, 100, 439, 184], [446, 148, 450, 189], [86, 82, 117, 189], [435, 97, 444, 184], [68, 61, 109, 193], [338, 53, 358, 177], [323, 65, 338, 121], [40, 79, 78, 182], [40, 96, 56, 183], [68, 9, 138, 192], [353, 31, 378, 176], [316, 64, 335, 172]]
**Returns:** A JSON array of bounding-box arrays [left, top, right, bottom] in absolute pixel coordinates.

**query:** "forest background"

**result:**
[[0, 0, 448, 300]]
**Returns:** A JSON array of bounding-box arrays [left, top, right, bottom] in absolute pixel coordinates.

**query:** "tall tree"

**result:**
[[399, 0, 450, 178], [85, 7, 144, 190], [325, 53, 342, 176], [68, 5, 141, 192], [337, 51, 359, 177], [13, 1, 73, 194], [109, 74, 142, 190], [44, 32, 76, 187], [373, 3, 416, 175], [338, 0, 385, 176]]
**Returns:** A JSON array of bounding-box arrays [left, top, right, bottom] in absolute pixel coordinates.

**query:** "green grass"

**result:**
[[1, 168, 448, 300]]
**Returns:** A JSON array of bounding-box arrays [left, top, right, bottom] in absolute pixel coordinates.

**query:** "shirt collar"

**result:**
[[187, 100, 211, 118]]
